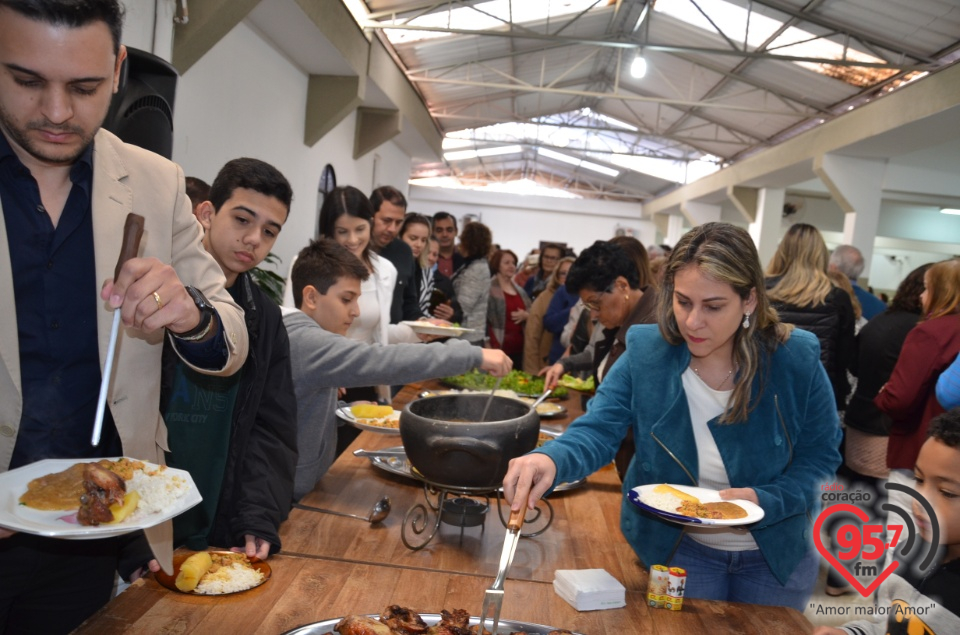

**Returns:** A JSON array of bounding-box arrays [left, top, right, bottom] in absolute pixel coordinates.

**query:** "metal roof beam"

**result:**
[[366, 0, 489, 21], [411, 75, 813, 116], [365, 23, 934, 70], [747, 0, 940, 65]]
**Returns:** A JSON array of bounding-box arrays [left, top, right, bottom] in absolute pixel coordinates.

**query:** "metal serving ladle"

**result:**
[[293, 496, 391, 524]]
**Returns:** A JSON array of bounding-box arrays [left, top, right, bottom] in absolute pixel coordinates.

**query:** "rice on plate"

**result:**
[[195, 562, 265, 595], [639, 491, 684, 514], [125, 466, 190, 520]]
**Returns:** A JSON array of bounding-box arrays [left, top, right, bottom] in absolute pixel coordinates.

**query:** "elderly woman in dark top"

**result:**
[[543, 239, 656, 390], [452, 222, 493, 345]]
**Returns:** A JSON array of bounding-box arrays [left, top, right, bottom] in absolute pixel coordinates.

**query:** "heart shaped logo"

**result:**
[[813, 503, 900, 597]]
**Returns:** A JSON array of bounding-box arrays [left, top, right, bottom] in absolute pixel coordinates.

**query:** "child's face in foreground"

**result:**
[[913, 437, 960, 561], [305, 276, 361, 336]]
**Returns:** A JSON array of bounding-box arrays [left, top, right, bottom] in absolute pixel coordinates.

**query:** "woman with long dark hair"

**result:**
[[316, 186, 418, 348], [399, 214, 461, 322]]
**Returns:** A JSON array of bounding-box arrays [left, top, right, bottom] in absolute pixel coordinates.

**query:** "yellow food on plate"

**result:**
[[106, 491, 140, 524], [176, 551, 213, 592], [350, 404, 395, 419], [653, 484, 699, 504]]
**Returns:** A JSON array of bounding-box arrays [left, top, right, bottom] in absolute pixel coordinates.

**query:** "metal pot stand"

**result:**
[[400, 478, 554, 551]]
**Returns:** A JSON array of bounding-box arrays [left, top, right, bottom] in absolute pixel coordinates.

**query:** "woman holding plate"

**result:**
[[503, 222, 841, 611]]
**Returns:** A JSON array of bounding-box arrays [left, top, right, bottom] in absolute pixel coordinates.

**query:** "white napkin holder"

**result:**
[[553, 568, 626, 611]]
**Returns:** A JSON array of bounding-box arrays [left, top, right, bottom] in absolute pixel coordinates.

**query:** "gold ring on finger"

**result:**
[[153, 291, 163, 310]]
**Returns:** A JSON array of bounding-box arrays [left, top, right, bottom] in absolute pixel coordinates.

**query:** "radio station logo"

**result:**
[[814, 481, 940, 597]]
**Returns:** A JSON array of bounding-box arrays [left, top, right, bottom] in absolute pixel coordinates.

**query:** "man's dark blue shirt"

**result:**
[[0, 133, 227, 468], [0, 132, 120, 467]]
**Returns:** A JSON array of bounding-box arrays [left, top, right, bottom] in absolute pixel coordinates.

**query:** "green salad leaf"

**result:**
[[441, 369, 568, 398], [559, 374, 595, 392]]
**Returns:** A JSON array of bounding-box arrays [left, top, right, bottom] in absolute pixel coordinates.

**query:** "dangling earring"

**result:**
[[742, 313, 751, 329]]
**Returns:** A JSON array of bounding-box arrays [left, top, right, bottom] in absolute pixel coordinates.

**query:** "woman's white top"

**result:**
[[681, 367, 758, 551], [346, 253, 418, 345]]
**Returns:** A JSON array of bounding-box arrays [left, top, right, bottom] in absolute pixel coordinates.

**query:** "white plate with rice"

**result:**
[[155, 551, 270, 595], [628, 484, 764, 526], [0, 457, 201, 539]]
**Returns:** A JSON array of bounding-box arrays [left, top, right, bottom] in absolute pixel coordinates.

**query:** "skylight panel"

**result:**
[[653, 0, 892, 87], [381, 0, 604, 45]]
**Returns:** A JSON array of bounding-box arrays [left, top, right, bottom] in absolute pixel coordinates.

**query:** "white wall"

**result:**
[[408, 186, 656, 256], [159, 19, 411, 272]]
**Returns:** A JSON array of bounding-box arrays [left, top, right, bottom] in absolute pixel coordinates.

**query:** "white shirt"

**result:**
[[681, 367, 758, 551]]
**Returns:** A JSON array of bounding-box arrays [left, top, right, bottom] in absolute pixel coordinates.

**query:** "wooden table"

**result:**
[[75, 381, 813, 634]]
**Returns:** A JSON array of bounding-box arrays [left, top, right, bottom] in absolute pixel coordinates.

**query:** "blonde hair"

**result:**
[[923, 258, 960, 320], [827, 270, 862, 321], [766, 223, 834, 308], [658, 223, 793, 424], [545, 256, 576, 294]]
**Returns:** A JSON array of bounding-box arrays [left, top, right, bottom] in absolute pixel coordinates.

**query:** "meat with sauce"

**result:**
[[77, 463, 126, 526]]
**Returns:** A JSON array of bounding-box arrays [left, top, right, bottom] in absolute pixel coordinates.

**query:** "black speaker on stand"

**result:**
[[103, 47, 179, 159]]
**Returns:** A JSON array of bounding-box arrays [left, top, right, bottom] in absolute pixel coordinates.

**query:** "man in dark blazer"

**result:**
[[370, 185, 420, 322]]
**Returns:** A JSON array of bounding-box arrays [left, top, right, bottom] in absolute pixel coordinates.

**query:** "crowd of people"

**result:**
[[1, 2, 959, 634]]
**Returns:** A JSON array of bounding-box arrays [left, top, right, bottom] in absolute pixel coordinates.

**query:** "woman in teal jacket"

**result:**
[[504, 222, 841, 610]]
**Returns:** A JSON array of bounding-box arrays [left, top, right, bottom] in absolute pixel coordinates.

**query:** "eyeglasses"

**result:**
[[581, 285, 613, 312], [541, 254, 560, 262]]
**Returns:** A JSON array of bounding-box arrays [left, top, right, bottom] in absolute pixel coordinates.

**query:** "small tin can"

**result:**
[[647, 564, 670, 608], [665, 567, 686, 611]]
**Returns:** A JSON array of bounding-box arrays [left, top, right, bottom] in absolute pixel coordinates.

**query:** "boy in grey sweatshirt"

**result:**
[[283, 239, 512, 500]]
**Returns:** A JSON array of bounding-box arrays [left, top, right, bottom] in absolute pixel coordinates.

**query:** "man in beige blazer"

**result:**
[[0, 2, 247, 632]]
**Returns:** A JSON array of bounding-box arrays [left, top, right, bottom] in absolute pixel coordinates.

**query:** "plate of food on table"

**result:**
[[441, 370, 568, 399], [629, 483, 763, 526], [400, 318, 474, 338], [336, 404, 402, 433], [280, 604, 581, 634], [0, 457, 200, 539], [154, 550, 270, 595]]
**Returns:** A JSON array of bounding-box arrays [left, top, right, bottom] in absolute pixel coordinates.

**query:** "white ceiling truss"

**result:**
[[360, 0, 960, 201]]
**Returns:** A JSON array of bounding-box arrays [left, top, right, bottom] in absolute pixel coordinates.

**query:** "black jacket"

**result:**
[[845, 309, 920, 435], [161, 273, 298, 553], [379, 239, 422, 323], [766, 278, 856, 408]]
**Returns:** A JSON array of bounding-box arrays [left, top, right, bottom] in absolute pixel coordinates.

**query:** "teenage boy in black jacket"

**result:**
[[160, 158, 298, 560]]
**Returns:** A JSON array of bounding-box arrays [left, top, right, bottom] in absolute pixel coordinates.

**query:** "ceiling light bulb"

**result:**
[[630, 54, 647, 79]]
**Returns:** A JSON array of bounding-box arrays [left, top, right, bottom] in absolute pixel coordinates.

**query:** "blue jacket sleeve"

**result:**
[[534, 351, 636, 485], [936, 353, 960, 410]]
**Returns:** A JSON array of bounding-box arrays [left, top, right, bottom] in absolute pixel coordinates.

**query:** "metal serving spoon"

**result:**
[[293, 496, 391, 524], [529, 387, 553, 411]]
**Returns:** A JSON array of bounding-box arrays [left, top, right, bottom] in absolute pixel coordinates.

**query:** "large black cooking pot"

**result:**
[[400, 394, 540, 490]]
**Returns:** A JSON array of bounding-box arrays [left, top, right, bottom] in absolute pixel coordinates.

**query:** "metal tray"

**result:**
[[356, 446, 585, 493], [280, 613, 583, 634]]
